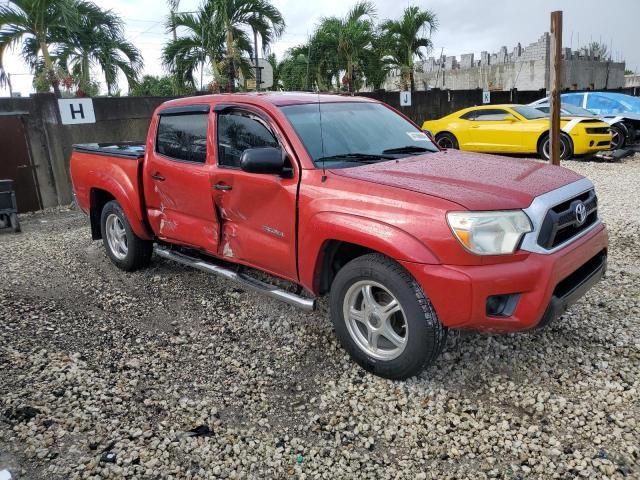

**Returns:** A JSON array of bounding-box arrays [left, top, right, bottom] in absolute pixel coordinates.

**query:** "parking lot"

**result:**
[[1, 156, 639, 479]]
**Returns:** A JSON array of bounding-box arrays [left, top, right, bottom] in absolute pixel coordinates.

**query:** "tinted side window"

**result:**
[[474, 109, 510, 121], [460, 110, 477, 120], [156, 114, 208, 163], [217, 112, 279, 168], [562, 93, 584, 107]]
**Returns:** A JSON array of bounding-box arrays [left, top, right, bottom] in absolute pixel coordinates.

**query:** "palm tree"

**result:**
[[313, 1, 376, 93], [381, 5, 438, 91], [167, 0, 180, 41], [54, 2, 143, 95], [213, 0, 284, 91], [163, 0, 283, 92], [0, 0, 80, 97]]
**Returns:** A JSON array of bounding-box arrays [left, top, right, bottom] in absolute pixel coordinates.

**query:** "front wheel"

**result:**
[[538, 133, 573, 160], [610, 124, 626, 150], [100, 200, 152, 271], [435, 132, 459, 150], [329, 253, 446, 379]]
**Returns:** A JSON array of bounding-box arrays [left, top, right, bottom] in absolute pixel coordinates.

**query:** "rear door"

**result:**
[[210, 107, 299, 281], [143, 105, 219, 253], [466, 108, 523, 152]]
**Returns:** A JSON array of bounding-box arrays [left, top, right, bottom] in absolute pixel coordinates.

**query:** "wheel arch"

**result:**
[[300, 212, 440, 295], [89, 183, 151, 241], [537, 130, 573, 155]]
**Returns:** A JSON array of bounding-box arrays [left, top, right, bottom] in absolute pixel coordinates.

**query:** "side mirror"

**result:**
[[503, 114, 518, 122], [240, 147, 286, 175]]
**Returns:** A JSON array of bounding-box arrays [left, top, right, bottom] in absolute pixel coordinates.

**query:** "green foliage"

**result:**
[[283, 3, 438, 93], [278, 50, 310, 91], [130, 75, 175, 96], [381, 6, 438, 90], [162, 0, 284, 92], [0, 0, 141, 96]]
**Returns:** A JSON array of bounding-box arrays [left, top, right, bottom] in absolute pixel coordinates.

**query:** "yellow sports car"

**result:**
[[422, 104, 612, 160]]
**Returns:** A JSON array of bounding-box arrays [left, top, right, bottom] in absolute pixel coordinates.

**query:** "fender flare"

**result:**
[[299, 211, 440, 293], [89, 170, 152, 240]]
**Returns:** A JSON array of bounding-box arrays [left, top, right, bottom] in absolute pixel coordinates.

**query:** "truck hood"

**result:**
[[330, 150, 583, 210]]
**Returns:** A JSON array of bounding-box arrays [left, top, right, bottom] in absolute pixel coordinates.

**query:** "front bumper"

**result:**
[[401, 223, 608, 333], [572, 133, 612, 155]]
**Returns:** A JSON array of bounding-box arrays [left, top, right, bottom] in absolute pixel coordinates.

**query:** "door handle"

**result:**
[[213, 183, 232, 191], [471, 125, 480, 128], [151, 173, 166, 181]]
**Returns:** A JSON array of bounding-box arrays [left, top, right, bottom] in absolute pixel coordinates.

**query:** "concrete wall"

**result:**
[[625, 74, 640, 88], [0, 94, 170, 207], [380, 32, 625, 92]]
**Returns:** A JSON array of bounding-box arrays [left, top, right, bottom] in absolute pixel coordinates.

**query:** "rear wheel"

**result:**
[[329, 253, 446, 379], [100, 200, 152, 271], [435, 132, 459, 150], [538, 133, 573, 160]]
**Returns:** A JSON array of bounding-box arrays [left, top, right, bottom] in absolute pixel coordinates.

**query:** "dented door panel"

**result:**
[[212, 169, 298, 281]]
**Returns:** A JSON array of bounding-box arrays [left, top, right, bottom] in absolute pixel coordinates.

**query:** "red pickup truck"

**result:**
[[70, 93, 608, 379]]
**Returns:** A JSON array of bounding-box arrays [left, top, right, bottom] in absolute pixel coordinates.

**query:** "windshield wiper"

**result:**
[[382, 145, 433, 154], [316, 152, 394, 163]]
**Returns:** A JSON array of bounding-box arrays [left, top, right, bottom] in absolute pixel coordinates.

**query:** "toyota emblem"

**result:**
[[574, 202, 587, 226]]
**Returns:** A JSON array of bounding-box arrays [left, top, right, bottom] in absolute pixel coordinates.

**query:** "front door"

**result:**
[[211, 108, 299, 281], [143, 108, 219, 253], [467, 109, 523, 152]]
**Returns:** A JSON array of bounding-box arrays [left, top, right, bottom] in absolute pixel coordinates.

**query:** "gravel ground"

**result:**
[[1, 155, 639, 480]]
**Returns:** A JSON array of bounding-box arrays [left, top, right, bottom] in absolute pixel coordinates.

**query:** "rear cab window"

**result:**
[[156, 112, 208, 163]]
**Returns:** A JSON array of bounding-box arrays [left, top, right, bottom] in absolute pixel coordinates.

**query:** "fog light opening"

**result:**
[[486, 294, 520, 317]]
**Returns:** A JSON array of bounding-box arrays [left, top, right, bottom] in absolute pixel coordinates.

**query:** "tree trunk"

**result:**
[[347, 58, 353, 93], [253, 27, 260, 91], [40, 41, 61, 98], [225, 29, 235, 93]]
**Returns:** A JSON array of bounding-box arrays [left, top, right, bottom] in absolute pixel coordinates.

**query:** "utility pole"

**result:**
[[549, 11, 563, 166]]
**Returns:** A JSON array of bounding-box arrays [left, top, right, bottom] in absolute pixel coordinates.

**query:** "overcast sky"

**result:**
[[1, 0, 638, 96]]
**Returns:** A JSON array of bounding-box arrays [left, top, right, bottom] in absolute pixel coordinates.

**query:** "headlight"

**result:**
[[447, 210, 532, 255]]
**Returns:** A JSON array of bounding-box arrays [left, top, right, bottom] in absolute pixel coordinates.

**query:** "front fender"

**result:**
[[298, 211, 440, 293]]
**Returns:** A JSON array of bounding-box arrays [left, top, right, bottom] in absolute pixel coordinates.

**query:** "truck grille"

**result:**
[[537, 189, 598, 249]]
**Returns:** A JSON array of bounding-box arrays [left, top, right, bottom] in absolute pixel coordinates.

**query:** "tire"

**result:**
[[538, 132, 573, 160], [435, 132, 459, 150], [610, 124, 626, 150], [329, 253, 446, 380], [9, 213, 20, 233], [100, 200, 152, 271]]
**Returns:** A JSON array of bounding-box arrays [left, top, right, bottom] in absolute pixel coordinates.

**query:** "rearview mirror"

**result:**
[[240, 147, 287, 175]]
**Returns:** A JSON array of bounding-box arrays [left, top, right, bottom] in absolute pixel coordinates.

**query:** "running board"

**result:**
[[154, 246, 316, 311]]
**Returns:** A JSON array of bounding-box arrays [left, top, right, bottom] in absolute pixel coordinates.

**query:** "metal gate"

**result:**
[[0, 115, 41, 212]]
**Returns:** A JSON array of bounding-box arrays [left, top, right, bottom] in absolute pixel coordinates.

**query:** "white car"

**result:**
[[530, 94, 640, 150]]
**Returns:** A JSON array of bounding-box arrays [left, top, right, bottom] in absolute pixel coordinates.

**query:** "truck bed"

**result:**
[[72, 142, 145, 159]]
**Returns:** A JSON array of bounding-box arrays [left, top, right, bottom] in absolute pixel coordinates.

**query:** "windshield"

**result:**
[[512, 105, 548, 120], [561, 104, 596, 116], [616, 94, 640, 112], [280, 102, 438, 168]]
